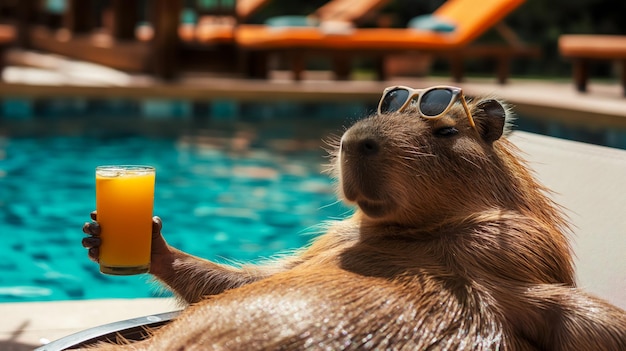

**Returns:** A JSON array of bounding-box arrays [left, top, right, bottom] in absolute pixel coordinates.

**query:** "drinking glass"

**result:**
[[95, 165, 155, 275]]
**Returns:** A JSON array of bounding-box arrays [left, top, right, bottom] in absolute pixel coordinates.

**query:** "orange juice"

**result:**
[[96, 166, 155, 275]]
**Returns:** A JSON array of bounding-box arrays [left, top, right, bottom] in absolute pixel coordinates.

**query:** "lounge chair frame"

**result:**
[[35, 311, 181, 351]]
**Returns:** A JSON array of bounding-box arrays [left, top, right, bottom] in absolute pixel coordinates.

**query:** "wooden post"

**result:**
[[496, 55, 510, 85], [373, 55, 386, 81], [449, 54, 464, 83], [16, 0, 34, 48], [64, 0, 93, 34], [620, 59, 626, 97], [332, 53, 351, 80], [151, 0, 182, 80], [291, 52, 305, 81], [242, 50, 269, 79], [111, 0, 139, 39], [572, 58, 589, 93]]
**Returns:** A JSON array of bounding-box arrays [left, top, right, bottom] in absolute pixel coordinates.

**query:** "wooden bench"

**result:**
[[559, 34, 626, 96]]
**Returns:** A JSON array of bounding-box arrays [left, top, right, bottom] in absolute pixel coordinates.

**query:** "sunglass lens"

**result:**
[[380, 88, 410, 113], [420, 89, 453, 116]]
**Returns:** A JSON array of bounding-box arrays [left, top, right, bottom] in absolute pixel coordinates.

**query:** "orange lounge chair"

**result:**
[[312, 0, 390, 24], [195, 0, 392, 78], [194, 0, 391, 45], [558, 34, 626, 96], [189, 0, 272, 44], [235, 0, 539, 82]]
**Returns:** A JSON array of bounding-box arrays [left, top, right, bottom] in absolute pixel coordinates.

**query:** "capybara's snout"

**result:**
[[338, 118, 402, 219], [340, 125, 381, 159], [339, 120, 388, 201]]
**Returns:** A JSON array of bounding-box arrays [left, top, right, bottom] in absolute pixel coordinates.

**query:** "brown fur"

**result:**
[[82, 97, 626, 350]]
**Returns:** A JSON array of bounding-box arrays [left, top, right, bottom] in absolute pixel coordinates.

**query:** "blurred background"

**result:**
[[0, 0, 624, 80], [0, 2, 625, 349]]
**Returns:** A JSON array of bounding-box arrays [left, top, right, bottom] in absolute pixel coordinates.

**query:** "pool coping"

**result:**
[[1, 69, 626, 130], [0, 297, 178, 349]]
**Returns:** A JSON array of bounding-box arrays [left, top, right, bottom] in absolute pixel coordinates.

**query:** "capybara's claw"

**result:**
[[82, 236, 101, 249], [82, 221, 101, 236], [87, 247, 100, 263], [152, 216, 162, 234]]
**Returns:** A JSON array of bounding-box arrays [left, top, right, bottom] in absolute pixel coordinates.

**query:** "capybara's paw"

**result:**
[[82, 211, 101, 263]]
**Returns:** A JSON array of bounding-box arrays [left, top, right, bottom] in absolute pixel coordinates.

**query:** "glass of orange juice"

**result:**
[[95, 165, 155, 275]]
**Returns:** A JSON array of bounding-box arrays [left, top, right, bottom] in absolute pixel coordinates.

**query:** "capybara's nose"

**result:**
[[341, 134, 380, 157]]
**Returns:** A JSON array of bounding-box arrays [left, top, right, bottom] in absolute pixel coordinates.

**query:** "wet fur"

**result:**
[[83, 97, 626, 350]]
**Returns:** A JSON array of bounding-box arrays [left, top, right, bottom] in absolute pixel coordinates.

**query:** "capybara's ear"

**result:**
[[474, 99, 506, 143]]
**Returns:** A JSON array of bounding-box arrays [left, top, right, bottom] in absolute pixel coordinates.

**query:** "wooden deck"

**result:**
[[1, 50, 626, 130]]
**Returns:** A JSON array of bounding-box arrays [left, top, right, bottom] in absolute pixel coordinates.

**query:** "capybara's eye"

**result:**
[[434, 127, 458, 137]]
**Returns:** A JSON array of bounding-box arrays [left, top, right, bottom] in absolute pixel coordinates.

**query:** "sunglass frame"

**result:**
[[377, 85, 476, 129]]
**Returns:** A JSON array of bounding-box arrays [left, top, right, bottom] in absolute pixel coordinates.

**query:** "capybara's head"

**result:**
[[332, 86, 525, 227]]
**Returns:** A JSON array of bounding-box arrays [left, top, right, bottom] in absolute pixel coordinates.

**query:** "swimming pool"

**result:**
[[0, 104, 356, 302], [1, 96, 625, 304]]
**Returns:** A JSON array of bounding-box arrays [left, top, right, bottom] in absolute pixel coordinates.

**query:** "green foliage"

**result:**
[[506, 0, 626, 76]]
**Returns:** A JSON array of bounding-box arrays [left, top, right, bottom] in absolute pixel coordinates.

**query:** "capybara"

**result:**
[[81, 85, 626, 350]]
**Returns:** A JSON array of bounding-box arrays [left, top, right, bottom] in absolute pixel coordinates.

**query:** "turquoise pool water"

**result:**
[[1, 97, 625, 304], [0, 107, 354, 302]]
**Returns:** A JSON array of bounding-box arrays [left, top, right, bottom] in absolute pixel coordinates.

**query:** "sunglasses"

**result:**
[[377, 85, 476, 129]]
